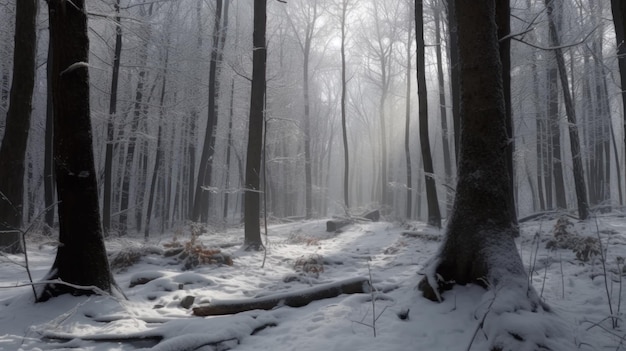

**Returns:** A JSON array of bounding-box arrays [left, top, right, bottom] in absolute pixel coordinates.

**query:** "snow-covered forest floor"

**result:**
[[1, 214, 625, 350]]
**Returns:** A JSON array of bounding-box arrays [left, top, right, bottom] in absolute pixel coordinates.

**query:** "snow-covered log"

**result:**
[[193, 277, 370, 316]]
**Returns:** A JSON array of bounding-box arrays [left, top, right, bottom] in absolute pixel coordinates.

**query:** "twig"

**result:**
[[594, 215, 616, 328], [466, 290, 497, 351]]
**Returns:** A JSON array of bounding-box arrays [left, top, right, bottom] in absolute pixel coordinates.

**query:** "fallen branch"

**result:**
[[193, 277, 370, 316]]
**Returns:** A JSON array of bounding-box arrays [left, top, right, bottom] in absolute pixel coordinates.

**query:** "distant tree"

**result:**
[[0, 0, 37, 253], [339, 0, 351, 210], [192, 0, 226, 223], [103, 0, 122, 235], [545, 0, 589, 220], [415, 0, 441, 228], [243, 0, 266, 250], [418, 1, 567, 348], [38, 0, 120, 301], [284, 0, 324, 219], [404, 4, 413, 219], [433, 0, 453, 211]]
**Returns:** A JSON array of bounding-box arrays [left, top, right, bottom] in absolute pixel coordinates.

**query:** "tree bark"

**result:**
[[244, 0, 266, 250], [39, 0, 119, 301], [416, 0, 441, 228], [496, 0, 517, 224], [0, 0, 37, 253], [419, 0, 521, 298]]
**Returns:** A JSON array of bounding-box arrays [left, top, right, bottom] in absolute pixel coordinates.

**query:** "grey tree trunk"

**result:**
[[416, 0, 441, 228], [340, 0, 350, 210], [612, 1, 626, 200], [404, 20, 413, 219], [434, 2, 452, 212], [244, 0, 266, 250], [44, 25, 55, 234], [103, 0, 122, 235], [144, 43, 170, 239], [193, 0, 225, 223], [0, 0, 37, 253], [496, 0, 517, 224]]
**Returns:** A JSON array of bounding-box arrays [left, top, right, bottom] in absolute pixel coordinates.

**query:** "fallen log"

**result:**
[[193, 277, 370, 317], [362, 209, 380, 222], [326, 219, 352, 232]]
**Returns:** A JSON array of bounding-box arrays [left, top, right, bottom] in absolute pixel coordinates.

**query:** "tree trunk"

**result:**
[[420, 0, 522, 300], [243, 0, 266, 250], [192, 0, 224, 223], [416, 0, 441, 228], [404, 21, 413, 219], [434, 2, 452, 213], [103, 0, 122, 235], [0, 0, 37, 253], [611, 0, 626, 203], [44, 25, 56, 235], [340, 0, 350, 211], [144, 45, 170, 239], [445, 0, 461, 160], [39, 0, 119, 301], [496, 0, 517, 224], [546, 0, 589, 220], [223, 78, 235, 221]]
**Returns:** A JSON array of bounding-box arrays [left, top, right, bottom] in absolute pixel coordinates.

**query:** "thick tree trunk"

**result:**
[[39, 0, 119, 301], [419, 0, 522, 300], [416, 0, 441, 228], [0, 0, 37, 253], [244, 0, 266, 249]]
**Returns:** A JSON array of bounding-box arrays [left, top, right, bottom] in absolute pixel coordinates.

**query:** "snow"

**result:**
[[0, 216, 624, 350]]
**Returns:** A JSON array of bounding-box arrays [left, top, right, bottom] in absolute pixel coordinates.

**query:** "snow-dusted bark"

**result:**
[[419, 1, 573, 349], [38, 0, 120, 301]]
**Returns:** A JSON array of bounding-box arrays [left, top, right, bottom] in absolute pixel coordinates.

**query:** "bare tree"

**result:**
[[416, 0, 441, 227], [39, 0, 120, 301], [103, 0, 122, 235], [0, 0, 37, 253], [192, 0, 226, 223], [418, 1, 570, 348], [545, 0, 589, 220], [244, 0, 266, 250]]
